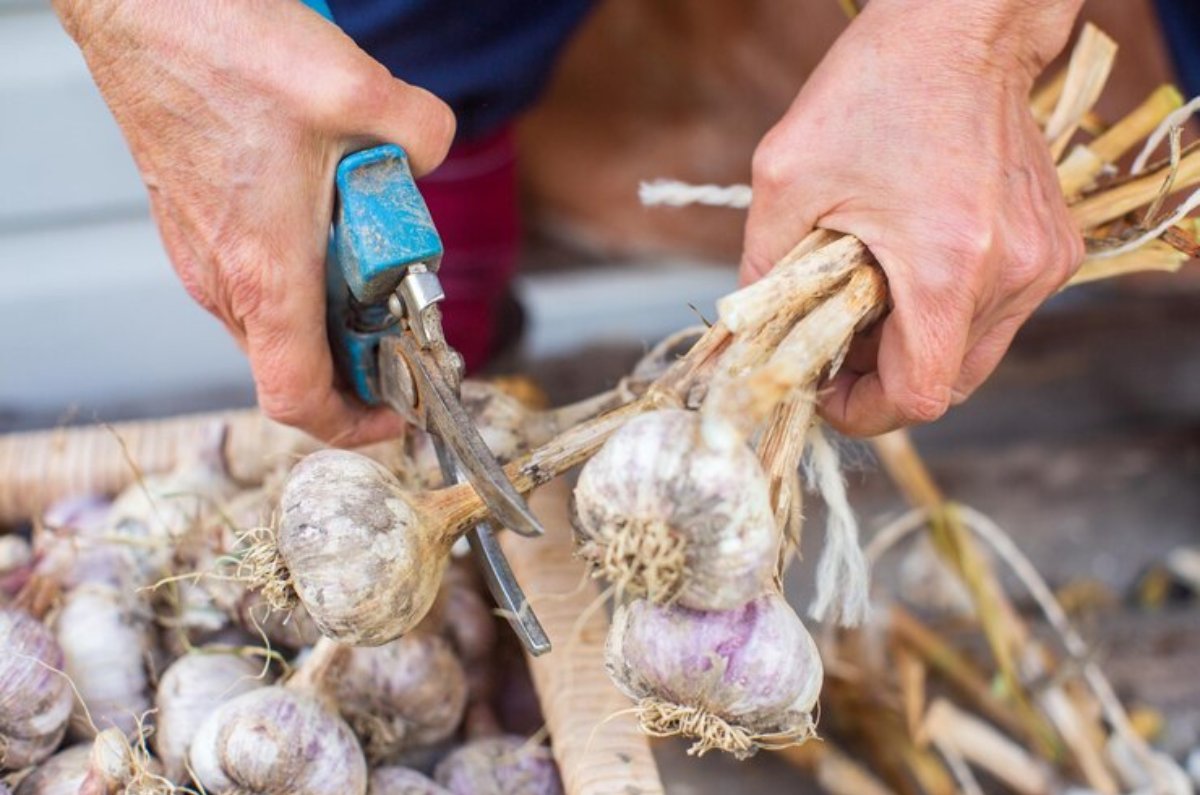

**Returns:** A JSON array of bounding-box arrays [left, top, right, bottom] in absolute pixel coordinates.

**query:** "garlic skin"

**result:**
[[572, 409, 779, 610], [154, 650, 268, 782], [103, 433, 239, 586], [54, 583, 153, 739], [188, 686, 367, 795], [0, 609, 73, 770], [434, 735, 563, 795], [12, 743, 89, 795], [35, 496, 126, 590], [333, 634, 468, 762], [368, 766, 453, 795], [277, 450, 450, 646], [0, 536, 32, 602], [605, 592, 822, 759]]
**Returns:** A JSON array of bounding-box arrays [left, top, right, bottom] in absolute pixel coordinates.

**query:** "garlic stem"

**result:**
[[703, 264, 887, 448]]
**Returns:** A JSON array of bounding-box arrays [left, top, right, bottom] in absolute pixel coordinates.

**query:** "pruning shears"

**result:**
[[303, 0, 550, 655]]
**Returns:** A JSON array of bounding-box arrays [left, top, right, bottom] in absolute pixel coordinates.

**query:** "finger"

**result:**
[[351, 78, 456, 177], [949, 312, 1027, 405], [820, 282, 971, 437], [840, 320, 884, 376], [243, 281, 404, 446]]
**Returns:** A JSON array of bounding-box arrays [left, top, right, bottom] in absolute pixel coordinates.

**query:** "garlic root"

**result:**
[[572, 409, 779, 609]]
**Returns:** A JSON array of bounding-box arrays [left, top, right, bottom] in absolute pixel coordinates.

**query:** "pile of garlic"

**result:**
[[0, 426, 564, 795]]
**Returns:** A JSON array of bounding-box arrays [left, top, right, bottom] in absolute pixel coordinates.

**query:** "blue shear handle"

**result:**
[[326, 147, 444, 405], [301, 0, 445, 405], [301, 0, 334, 20]]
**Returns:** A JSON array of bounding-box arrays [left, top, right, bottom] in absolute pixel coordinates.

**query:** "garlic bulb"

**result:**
[[188, 685, 367, 795], [54, 583, 154, 739], [13, 729, 164, 795], [0, 536, 32, 602], [154, 650, 268, 782], [35, 496, 126, 590], [605, 592, 822, 759], [433, 735, 563, 795], [12, 743, 89, 795], [275, 451, 453, 646], [333, 633, 468, 762], [0, 608, 73, 770], [102, 428, 239, 586], [573, 409, 779, 609], [368, 766, 452, 795]]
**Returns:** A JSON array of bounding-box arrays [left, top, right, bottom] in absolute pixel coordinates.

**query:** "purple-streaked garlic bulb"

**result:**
[[0, 608, 73, 770], [54, 583, 154, 739], [188, 686, 367, 795], [368, 766, 453, 795], [605, 592, 823, 759], [154, 650, 268, 782], [333, 633, 468, 762], [434, 735, 563, 795], [572, 409, 779, 609]]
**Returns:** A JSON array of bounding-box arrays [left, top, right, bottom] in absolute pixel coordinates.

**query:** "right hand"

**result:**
[[53, 0, 456, 445]]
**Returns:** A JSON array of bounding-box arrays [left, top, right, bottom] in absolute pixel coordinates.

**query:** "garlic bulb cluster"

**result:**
[[605, 592, 822, 759], [573, 409, 779, 609], [0, 608, 73, 770], [154, 649, 268, 782], [189, 685, 367, 795], [54, 583, 154, 739]]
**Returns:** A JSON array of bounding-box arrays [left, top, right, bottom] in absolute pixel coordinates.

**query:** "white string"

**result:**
[[1086, 187, 1200, 259], [802, 425, 870, 627], [638, 180, 752, 209], [1131, 95, 1200, 175]]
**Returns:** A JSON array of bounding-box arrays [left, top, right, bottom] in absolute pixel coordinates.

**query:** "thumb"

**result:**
[[354, 79, 457, 177]]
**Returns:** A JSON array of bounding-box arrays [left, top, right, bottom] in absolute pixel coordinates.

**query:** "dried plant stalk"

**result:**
[[1067, 239, 1190, 287], [889, 606, 1059, 758], [1058, 85, 1184, 198], [1070, 145, 1200, 229], [705, 264, 887, 447], [1044, 23, 1118, 161], [755, 386, 817, 540], [1031, 67, 1069, 128], [920, 699, 1055, 795], [717, 231, 857, 334]]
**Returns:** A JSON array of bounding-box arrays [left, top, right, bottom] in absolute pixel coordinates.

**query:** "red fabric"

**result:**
[[418, 127, 521, 373]]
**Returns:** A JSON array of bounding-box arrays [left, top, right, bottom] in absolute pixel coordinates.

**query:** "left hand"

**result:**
[[741, 0, 1086, 437]]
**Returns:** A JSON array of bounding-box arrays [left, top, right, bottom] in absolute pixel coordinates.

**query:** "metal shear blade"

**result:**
[[379, 333, 544, 538]]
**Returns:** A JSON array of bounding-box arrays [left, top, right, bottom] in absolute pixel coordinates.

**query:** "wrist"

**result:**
[[858, 0, 1083, 83]]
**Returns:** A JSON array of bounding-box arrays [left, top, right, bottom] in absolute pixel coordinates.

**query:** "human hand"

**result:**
[[741, 0, 1085, 437], [53, 0, 455, 444]]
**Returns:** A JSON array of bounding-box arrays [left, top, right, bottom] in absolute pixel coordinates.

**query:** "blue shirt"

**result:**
[[327, 0, 594, 140]]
